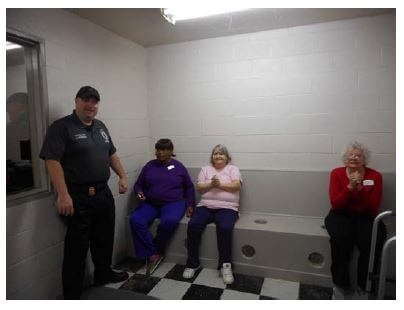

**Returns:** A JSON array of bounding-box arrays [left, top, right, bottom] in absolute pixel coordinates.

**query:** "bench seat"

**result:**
[[158, 212, 332, 286]]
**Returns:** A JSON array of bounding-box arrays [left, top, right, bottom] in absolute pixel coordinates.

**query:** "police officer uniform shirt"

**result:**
[[39, 110, 116, 185]]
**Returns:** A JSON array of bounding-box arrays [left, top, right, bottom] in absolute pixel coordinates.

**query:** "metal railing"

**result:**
[[365, 210, 395, 299], [377, 236, 396, 299]]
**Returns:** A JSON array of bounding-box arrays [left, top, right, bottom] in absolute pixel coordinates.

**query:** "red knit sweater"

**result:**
[[329, 166, 383, 217]]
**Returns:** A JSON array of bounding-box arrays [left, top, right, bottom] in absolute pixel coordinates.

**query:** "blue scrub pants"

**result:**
[[129, 200, 186, 259], [186, 206, 238, 269]]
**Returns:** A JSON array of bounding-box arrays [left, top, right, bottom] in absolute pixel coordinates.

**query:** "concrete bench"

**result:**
[[166, 212, 331, 286]]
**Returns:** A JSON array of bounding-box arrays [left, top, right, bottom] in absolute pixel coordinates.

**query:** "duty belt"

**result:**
[[67, 182, 108, 196]]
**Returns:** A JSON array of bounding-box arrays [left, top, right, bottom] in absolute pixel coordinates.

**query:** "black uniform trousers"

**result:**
[[324, 209, 386, 290], [62, 185, 115, 299]]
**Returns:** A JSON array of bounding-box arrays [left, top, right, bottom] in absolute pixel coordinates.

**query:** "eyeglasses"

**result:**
[[347, 154, 362, 159]]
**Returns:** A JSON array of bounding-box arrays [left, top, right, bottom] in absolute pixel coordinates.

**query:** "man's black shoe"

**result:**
[[94, 270, 129, 286]]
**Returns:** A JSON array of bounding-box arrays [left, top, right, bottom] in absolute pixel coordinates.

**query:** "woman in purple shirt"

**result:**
[[130, 139, 195, 275]]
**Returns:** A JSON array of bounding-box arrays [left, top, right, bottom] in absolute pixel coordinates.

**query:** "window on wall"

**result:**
[[6, 30, 48, 201]]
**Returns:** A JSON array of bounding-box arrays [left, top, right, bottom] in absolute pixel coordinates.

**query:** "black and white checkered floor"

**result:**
[[104, 258, 333, 300]]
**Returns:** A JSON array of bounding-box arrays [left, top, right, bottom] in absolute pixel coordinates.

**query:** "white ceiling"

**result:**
[[66, 8, 394, 47]]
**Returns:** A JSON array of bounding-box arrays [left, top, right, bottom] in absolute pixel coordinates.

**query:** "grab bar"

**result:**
[[365, 210, 395, 293], [377, 236, 396, 299]]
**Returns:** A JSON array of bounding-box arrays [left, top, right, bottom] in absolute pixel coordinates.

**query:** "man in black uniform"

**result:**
[[40, 86, 129, 299]]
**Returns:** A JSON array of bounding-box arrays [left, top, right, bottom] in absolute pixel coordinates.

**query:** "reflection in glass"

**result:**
[[6, 41, 34, 194]]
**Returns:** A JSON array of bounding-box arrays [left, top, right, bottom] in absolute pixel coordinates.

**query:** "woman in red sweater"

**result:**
[[325, 141, 386, 299]]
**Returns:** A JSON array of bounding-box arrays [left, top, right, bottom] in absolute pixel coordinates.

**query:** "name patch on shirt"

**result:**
[[167, 165, 175, 170], [363, 179, 374, 186], [74, 133, 88, 140]]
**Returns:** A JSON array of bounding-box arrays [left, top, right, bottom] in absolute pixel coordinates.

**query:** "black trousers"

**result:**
[[324, 209, 386, 290], [62, 186, 115, 299]]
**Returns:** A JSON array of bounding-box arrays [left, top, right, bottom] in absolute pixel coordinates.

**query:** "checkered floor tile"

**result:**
[[109, 258, 332, 300]]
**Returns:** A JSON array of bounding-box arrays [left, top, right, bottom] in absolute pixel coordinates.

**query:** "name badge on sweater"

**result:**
[[363, 179, 374, 186], [167, 165, 175, 170]]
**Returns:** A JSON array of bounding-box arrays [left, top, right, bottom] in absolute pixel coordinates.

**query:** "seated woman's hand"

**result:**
[[211, 175, 220, 188], [348, 171, 363, 190], [354, 172, 363, 184], [186, 206, 194, 217], [137, 191, 146, 201], [353, 172, 363, 190]]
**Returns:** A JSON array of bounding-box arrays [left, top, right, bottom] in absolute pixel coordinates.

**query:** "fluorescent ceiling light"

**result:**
[[161, 8, 248, 24], [6, 42, 23, 50]]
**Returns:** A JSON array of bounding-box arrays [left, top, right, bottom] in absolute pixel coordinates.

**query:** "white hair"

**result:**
[[210, 144, 232, 165], [341, 141, 370, 166]]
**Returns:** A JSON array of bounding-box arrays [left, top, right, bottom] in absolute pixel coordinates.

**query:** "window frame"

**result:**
[[6, 28, 50, 205]]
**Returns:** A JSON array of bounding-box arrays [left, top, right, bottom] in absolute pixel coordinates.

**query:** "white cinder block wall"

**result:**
[[148, 14, 395, 172], [6, 8, 149, 299]]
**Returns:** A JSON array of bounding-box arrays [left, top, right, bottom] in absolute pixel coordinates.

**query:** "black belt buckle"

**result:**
[[88, 186, 96, 196]]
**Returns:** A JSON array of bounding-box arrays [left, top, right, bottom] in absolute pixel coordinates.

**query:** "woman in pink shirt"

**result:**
[[182, 144, 242, 285]]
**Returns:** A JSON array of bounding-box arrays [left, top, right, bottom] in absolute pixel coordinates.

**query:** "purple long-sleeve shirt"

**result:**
[[134, 158, 195, 207]]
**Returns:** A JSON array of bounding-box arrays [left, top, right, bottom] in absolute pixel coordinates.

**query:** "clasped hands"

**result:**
[[348, 171, 363, 190], [186, 175, 221, 218], [211, 175, 221, 188]]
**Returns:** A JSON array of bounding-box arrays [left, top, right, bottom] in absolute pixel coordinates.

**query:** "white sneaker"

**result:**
[[182, 266, 200, 279], [221, 263, 234, 285]]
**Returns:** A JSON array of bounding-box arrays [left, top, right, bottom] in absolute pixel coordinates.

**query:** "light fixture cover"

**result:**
[[161, 8, 248, 24], [161, 8, 176, 24]]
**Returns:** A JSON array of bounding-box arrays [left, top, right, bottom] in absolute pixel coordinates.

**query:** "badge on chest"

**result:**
[[99, 129, 110, 143], [363, 179, 374, 186]]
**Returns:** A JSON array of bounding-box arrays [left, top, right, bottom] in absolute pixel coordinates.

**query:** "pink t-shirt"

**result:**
[[197, 164, 242, 211]]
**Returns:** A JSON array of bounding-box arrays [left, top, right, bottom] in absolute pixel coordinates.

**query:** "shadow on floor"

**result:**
[[81, 286, 158, 300]]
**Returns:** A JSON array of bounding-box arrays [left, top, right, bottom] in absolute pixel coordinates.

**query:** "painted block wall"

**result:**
[[6, 8, 149, 299], [147, 14, 395, 173]]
